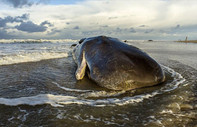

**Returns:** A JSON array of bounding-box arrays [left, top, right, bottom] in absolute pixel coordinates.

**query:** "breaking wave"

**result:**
[[0, 52, 69, 66], [0, 39, 77, 44]]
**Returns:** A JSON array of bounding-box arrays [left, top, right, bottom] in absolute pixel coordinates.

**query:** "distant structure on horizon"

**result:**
[[176, 36, 197, 43], [185, 36, 188, 42]]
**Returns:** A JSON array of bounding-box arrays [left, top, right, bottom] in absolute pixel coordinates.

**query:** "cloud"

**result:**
[[82, 30, 108, 36], [15, 21, 48, 33], [108, 17, 118, 20], [40, 21, 53, 27], [3, 0, 33, 8], [100, 25, 109, 28], [174, 24, 181, 29], [0, 14, 29, 27], [47, 28, 61, 35], [73, 26, 80, 30], [2, 0, 49, 8], [0, 14, 51, 34], [130, 28, 136, 33], [0, 29, 13, 39], [139, 25, 148, 27], [144, 29, 154, 34], [116, 27, 122, 32], [1, 0, 197, 40]]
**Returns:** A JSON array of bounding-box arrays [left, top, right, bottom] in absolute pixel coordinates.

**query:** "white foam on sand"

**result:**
[[0, 65, 186, 107], [0, 94, 77, 107], [160, 65, 186, 92], [0, 52, 69, 65], [0, 93, 157, 107], [52, 81, 92, 93]]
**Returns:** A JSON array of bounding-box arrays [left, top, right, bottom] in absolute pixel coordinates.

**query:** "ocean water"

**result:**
[[0, 40, 196, 127]]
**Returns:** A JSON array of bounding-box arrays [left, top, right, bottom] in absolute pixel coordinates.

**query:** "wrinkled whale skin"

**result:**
[[72, 36, 165, 90]]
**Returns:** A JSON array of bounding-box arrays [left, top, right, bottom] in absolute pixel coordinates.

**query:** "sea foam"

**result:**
[[0, 52, 69, 65], [0, 65, 186, 107]]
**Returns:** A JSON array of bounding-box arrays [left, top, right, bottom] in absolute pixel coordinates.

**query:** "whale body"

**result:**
[[72, 36, 165, 90]]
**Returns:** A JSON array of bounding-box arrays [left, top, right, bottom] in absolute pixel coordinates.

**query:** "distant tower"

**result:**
[[185, 36, 188, 42]]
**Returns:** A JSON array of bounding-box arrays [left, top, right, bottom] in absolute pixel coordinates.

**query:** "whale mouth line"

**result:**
[[0, 65, 185, 107]]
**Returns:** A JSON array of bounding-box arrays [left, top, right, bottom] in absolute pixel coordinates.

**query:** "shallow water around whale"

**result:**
[[0, 40, 196, 126]]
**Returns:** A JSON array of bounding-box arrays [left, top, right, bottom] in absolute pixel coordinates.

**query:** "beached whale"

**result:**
[[72, 36, 165, 90]]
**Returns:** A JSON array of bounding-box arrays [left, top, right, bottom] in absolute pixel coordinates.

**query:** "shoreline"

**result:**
[[176, 40, 197, 43]]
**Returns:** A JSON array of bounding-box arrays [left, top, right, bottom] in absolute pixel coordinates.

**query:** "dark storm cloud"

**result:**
[[19, 14, 29, 20], [15, 21, 48, 33], [0, 13, 52, 33], [2, 0, 49, 8], [40, 21, 53, 27], [0, 14, 29, 27], [3, 0, 33, 8], [0, 17, 8, 27]]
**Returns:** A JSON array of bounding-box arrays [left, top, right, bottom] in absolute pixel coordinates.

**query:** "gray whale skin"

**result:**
[[72, 36, 165, 90]]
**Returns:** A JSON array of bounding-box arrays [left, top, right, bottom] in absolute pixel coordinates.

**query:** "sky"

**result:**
[[0, 0, 197, 40]]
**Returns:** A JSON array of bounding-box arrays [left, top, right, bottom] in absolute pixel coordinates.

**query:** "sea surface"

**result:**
[[0, 40, 196, 127]]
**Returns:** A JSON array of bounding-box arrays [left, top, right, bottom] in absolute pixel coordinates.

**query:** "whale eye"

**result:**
[[79, 38, 86, 44]]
